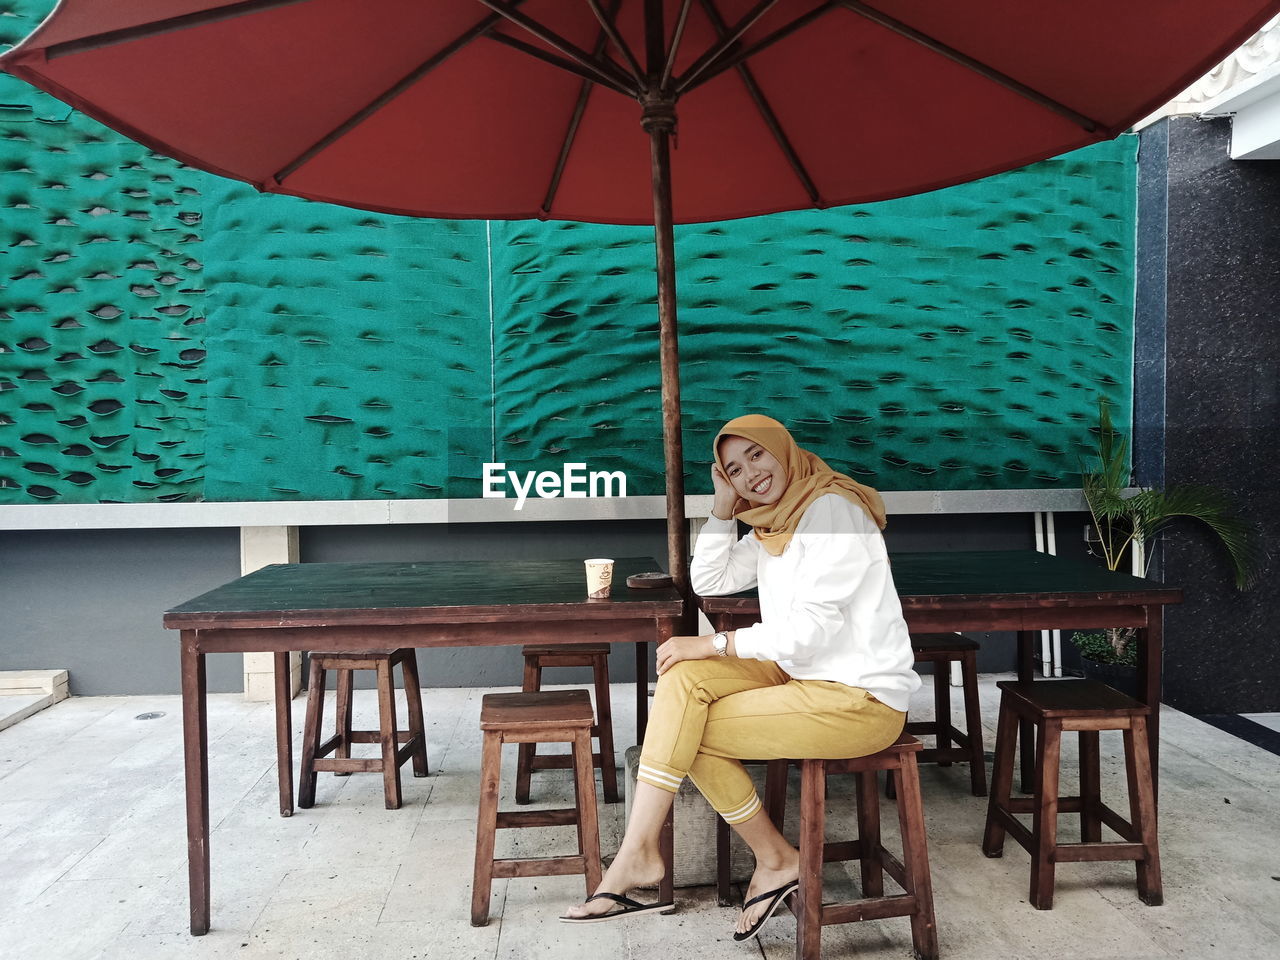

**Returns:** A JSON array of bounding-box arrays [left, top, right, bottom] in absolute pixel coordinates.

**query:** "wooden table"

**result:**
[[165, 557, 682, 936], [698, 549, 1182, 796]]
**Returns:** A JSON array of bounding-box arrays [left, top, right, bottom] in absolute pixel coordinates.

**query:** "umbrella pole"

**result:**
[[642, 99, 690, 604]]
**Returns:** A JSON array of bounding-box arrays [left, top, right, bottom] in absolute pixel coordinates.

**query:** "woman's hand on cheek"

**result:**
[[656, 634, 716, 675], [710, 465, 741, 521]]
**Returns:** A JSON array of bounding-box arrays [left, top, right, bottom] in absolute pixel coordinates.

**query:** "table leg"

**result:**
[[1138, 607, 1162, 804], [181, 631, 211, 936], [636, 641, 650, 742], [1017, 630, 1035, 792], [274, 651, 293, 817]]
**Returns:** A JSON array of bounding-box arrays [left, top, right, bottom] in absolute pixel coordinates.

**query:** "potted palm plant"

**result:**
[[1073, 399, 1264, 691]]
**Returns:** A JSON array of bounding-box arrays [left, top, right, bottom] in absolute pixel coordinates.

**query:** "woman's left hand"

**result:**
[[656, 634, 715, 675]]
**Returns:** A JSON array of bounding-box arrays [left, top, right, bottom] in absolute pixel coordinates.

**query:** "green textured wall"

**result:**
[[1, 0, 1135, 505]]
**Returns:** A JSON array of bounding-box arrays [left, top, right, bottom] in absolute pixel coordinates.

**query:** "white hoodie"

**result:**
[[691, 493, 921, 712]]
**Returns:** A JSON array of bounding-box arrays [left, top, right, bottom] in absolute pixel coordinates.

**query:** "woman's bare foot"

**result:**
[[737, 850, 801, 935], [561, 846, 666, 919]]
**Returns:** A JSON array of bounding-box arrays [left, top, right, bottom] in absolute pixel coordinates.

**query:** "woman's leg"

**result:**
[[562, 657, 788, 918], [688, 680, 905, 932], [726, 808, 800, 933]]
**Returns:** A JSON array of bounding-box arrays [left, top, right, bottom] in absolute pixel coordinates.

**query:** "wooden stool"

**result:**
[[762, 735, 938, 960], [515, 643, 619, 804], [908, 633, 987, 796], [982, 680, 1162, 910], [298, 649, 428, 811], [471, 689, 603, 927]]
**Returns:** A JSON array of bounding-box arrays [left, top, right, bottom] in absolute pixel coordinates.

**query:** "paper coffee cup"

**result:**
[[584, 558, 614, 599]]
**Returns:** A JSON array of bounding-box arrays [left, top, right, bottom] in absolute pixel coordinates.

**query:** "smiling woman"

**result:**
[[561, 413, 921, 941]]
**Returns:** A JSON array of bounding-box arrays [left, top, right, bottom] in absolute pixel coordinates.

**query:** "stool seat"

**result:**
[[997, 679, 1148, 717], [481, 689, 595, 729], [984, 679, 1162, 910], [472, 689, 602, 926], [912, 633, 980, 653], [520, 643, 611, 657]]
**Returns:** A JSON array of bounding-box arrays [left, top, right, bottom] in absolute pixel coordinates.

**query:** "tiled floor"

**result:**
[[1, 676, 1277, 960]]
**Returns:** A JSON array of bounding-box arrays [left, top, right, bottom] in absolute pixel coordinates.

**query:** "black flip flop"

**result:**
[[732, 880, 800, 942], [559, 891, 675, 924]]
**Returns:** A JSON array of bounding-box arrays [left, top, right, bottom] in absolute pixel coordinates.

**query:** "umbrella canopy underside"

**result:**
[[3, 0, 1277, 225]]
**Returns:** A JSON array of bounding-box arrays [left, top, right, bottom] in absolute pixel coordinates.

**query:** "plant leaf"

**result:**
[[1133, 486, 1266, 589]]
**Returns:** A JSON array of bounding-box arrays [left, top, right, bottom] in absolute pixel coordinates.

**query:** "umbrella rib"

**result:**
[[273, 8, 521, 185], [837, 1, 1101, 133], [486, 33, 634, 97], [42, 0, 313, 60], [587, 0, 646, 86], [699, 0, 821, 206], [659, 0, 696, 93], [542, 0, 622, 215], [473, 0, 639, 95], [675, 1, 834, 96], [674, 0, 783, 94]]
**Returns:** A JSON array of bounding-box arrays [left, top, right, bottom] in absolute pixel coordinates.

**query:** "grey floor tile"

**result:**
[[1, 680, 1276, 960]]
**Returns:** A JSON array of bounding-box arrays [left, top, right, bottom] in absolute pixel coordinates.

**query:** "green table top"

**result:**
[[165, 556, 681, 623], [698, 549, 1181, 606]]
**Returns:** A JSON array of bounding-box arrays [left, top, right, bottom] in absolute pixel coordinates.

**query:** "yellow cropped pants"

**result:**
[[636, 657, 906, 824]]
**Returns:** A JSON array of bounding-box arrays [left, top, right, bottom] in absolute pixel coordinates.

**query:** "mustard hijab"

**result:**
[[713, 415, 887, 556]]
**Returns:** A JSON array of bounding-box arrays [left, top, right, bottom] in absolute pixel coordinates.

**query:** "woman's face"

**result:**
[[718, 434, 788, 505]]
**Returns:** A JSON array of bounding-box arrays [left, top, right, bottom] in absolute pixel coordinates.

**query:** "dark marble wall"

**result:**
[[1134, 123, 1168, 491], [1160, 117, 1280, 714]]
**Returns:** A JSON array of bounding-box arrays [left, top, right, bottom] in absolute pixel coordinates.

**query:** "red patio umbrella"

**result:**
[[4, 0, 1276, 594]]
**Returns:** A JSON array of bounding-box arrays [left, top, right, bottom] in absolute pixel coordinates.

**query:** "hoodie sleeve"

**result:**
[[690, 512, 760, 596], [732, 496, 877, 664]]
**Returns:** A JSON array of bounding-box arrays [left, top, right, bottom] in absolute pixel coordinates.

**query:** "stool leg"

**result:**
[[982, 693, 1018, 857], [961, 650, 987, 796], [376, 659, 402, 810], [592, 654, 620, 804], [515, 659, 539, 805], [571, 728, 603, 897], [933, 664, 952, 766], [333, 667, 353, 777], [298, 658, 326, 809], [659, 806, 675, 907], [1125, 716, 1163, 906], [765, 759, 789, 829], [715, 816, 733, 906], [1078, 730, 1101, 843], [894, 754, 939, 960], [471, 730, 502, 926], [400, 650, 429, 778], [1029, 720, 1062, 910], [855, 769, 883, 897], [795, 760, 825, 960]]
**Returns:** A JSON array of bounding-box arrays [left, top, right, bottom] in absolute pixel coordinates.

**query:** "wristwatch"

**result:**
[[711, 631, 729, 658]]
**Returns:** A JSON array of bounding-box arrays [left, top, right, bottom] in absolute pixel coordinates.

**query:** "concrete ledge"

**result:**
[[0, 669, 69, 732]]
